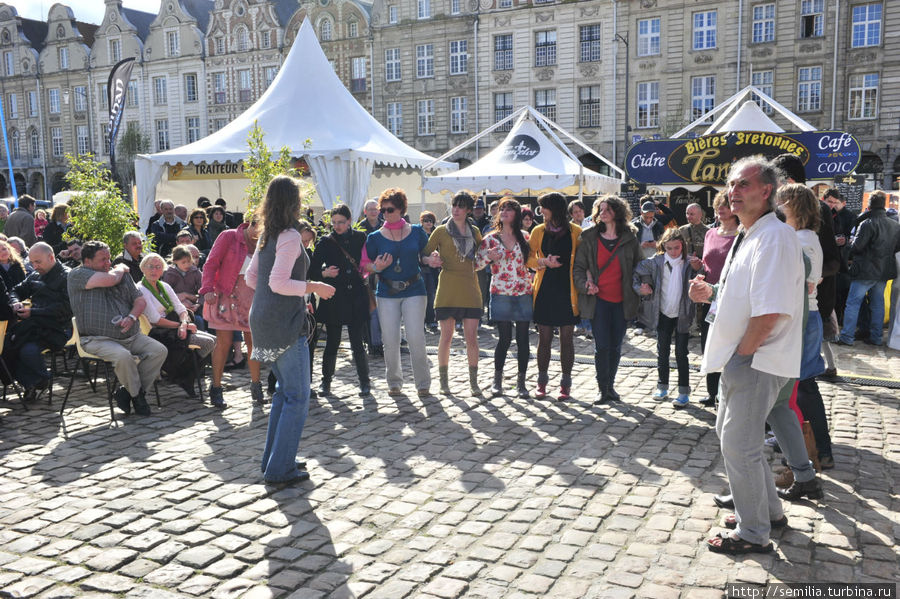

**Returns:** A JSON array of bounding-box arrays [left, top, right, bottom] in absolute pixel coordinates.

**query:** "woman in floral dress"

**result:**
[[476, 197, 533, 398]]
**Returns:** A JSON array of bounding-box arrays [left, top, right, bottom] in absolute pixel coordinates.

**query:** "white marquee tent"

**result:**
[[134, 18, 453, 227], [423, 107, 623, 198]]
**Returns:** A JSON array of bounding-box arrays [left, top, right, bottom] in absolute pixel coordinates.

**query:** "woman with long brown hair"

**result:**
[[476, 197, 533, 398], [247, 175, 335, 485]]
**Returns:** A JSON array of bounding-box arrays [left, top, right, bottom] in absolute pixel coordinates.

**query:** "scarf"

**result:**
[[446, 218, 476, 261], [141, 277, 174, 314]]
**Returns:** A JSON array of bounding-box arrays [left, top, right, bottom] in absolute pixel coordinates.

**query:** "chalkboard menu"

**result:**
[[620, 182, 647, 216], [833, 174, 865, 212]]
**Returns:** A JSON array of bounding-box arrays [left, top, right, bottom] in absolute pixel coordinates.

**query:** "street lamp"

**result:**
[[614, 33, 630, 167]]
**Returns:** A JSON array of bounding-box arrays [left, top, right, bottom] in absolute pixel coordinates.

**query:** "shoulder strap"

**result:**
[[594, 238, 622, 279]]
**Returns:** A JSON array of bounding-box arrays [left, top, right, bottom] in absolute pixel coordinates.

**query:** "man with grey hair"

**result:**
[[7, 242, 72, 401], [174, 204, 189, 222], [112, 231, 146, 283], [148, 200, 185, 258], [689, 156, 805, 555]]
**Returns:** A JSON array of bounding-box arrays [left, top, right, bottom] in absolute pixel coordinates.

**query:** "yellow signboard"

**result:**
[[169, 162, 246, 180]]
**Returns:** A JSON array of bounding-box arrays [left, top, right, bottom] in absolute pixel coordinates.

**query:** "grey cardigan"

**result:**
[[248, 228, 311, 363], [632, 254, 696, 334], [574, 226, 642, 321]]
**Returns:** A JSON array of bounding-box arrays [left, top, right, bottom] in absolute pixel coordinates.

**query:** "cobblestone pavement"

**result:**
[[1, 327, 897, 598]]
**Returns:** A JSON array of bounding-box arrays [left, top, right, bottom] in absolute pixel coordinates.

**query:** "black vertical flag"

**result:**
[[107, 57, 136, 184]]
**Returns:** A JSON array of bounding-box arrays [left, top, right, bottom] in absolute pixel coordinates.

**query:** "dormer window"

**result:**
[[320, 19, 333, 41]]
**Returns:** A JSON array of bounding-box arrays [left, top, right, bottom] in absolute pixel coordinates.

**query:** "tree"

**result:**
[[116, 122, 151, 191], [64, 153, 138, 257], [243, 120, 316, 218]]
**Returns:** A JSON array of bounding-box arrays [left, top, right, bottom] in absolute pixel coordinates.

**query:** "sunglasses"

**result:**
[[381, 206, 398, 214]]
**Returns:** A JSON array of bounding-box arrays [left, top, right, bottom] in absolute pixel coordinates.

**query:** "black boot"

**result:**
[[606, 350, 621, 401], [491, 369, 503, 397], [319, 353, 337, 396], [354, 346, 371, 397], [132, 388, 151, 416], [516, 371, 528, 399], [593, 349, 610, 405]]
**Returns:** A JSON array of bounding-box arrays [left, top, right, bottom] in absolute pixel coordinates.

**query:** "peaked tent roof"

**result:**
[[424, 110, 621, 195], [716, 101, 783, 133], [138, 17, 442, 169]]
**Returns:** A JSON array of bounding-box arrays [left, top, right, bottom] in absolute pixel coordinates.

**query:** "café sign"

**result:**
[[625, 131, 860, 185], [168, 158, 309, 181]]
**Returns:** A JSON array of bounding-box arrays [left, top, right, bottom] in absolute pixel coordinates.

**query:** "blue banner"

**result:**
[[625, 131, 861, 185]]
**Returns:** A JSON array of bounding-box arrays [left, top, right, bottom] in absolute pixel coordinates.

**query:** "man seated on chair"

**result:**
[[7, 242, 73, 402], [67, 240, 167, 416]]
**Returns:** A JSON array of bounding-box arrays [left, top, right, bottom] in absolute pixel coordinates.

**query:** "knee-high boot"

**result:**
[[319, 353, 337, 396], [353, 346, 371, 396]]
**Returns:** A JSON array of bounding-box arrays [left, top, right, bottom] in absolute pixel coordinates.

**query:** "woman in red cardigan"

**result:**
[[574, 196, 642, 404]]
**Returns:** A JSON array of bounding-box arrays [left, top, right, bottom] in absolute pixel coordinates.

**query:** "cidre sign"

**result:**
[[625, 131, 860, 185]]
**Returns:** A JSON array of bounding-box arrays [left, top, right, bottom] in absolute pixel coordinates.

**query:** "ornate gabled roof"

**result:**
[[180, 0, 215, 33], [121, 7, 154, 40], [21, 18, 49, 52]]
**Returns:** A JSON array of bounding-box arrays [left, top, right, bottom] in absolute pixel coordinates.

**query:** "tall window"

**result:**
[[385, 48, 401, 81], [387, 102, 402, 137], [184, 73, 198, 102], [156, 119, 170, 151], [51, 127, 63, 157], [580, 25, 601, 62], [535, 89, 556, 121], [851, 3, 881, 47], [100, 84, 108, 108], [109, 38, 121, 62], [579, 86, 602, 127], [416, 44, 433, 78], [7, 93, 16, 118], [265, 66, 278, 88], [494, 92, 513, 130], [30, 129, 40, 159], [801, 0, 824, 38], [238, 69, 251, 102], [752, 4, 775, 43], [494, 34, 513, 71], [167, 31, 180, 56], [48, 89, 60, 114], [102, 124, 111, 155], [535, 31, 556, 67], [693, 11, 717, 50], [388, 5, 398, 24], [751, 70, 774, 113], [262, 31, 271, 48], [499, 0, 511, 7], [76, 125, 89, 155], [153, 77, 167, 105], [73, 85, 86, 112], [215, 37, 225, 55], [186, 116, 201, 143], [212, 118, 227, 132], [691, 76, 715, 121], [351, 57, 367, 92], [236, 27, 250, 51], [451, 0, 461, 15], [349, 21, 358, 38], [797, 66, 821, 111], [637, 81, 659, 128], [10, 130, 18, 160], [319, 20, 332, 41], [450, 96, 467, 134], [417, 0, 431, 19], [127, 80, 139, 107], [4, 51, 13, 76], [638, 18, 661, 56], [27, 91, 37, 117], [214, 72, 226, 104], [449, 40, 467, 75], [848, 73, 878, 119], [58, 46, 68, 69], [417, 99, 434, 135]]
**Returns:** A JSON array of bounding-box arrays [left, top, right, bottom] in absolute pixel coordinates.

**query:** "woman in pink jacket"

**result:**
[[200, 218, 262, 407]]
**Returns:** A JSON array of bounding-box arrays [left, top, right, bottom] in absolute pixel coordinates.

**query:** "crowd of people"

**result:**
[[2, 156, 899, 526]]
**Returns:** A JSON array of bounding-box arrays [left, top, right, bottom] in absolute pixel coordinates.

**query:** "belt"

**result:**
[[382, 273, 421, 294]]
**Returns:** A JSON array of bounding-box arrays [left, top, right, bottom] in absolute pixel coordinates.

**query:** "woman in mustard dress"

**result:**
[[424, 191, 484, 396]]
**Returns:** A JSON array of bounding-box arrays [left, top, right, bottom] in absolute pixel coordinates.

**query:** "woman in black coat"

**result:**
[[309, 204, 371, 396]]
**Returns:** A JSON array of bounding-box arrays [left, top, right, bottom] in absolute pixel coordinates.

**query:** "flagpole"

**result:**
[[0, 96, 18, 200]]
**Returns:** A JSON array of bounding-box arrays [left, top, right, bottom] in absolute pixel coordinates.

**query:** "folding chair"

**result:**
[[0, 320, 26, 408], [41, 328, 77, 405]]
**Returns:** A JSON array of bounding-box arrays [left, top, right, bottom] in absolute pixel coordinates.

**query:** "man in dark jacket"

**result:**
[[148, 200, 185, 258], [6, 243, 73, 401], [838, 191, 900, 346], [5, 195, 37, 246], [632, 197, 675, 258], [112, 231, 146, 283], [824, 188, 857, 323]]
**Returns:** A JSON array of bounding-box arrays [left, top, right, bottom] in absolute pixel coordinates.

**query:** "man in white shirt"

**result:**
[[689, 156, 804, 555]]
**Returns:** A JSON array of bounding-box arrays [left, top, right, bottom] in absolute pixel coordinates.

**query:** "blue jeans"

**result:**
[[261, 336, 311, 483], [656, 313, 689, 394], [590, 299, 626, 392], [840, 280, 885, 344], [14, 341, 52, 388]]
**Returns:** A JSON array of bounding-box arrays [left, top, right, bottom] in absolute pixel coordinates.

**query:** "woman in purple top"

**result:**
[[697, 191, 740, 407]]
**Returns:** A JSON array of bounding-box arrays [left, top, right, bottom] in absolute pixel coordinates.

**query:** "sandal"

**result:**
[[724, 514, 788, 530], [707, 531, 774, 555]]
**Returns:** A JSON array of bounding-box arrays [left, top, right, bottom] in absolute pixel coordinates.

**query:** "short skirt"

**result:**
[[435, 306, 482, 321], [490, 294, 533, 322]]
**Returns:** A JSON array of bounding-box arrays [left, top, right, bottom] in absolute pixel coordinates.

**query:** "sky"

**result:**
[[6, 0, 162, 24]]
